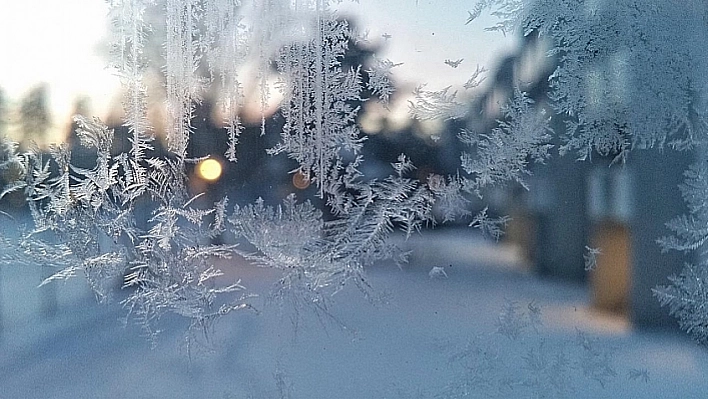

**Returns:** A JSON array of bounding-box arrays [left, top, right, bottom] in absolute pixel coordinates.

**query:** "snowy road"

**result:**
[[1, 228, 707, 398]]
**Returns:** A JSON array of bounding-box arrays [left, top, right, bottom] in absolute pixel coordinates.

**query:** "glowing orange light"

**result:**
[[197, 158, 222, 182], [292, 170, 310, 190]]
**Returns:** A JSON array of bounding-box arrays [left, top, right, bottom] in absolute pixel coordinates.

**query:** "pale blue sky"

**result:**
[[0, 0, 118, 142], [0, 0, 517, 142], [336, 0, 518, 90]]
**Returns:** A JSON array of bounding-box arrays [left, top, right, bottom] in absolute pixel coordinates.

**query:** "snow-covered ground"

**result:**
[[0, 227, 707, 398]]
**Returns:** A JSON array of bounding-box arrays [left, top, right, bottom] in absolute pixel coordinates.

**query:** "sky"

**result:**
[[335, 0, 519, 90], [0, 0, 120, 142], [0, 0, 518, 143]]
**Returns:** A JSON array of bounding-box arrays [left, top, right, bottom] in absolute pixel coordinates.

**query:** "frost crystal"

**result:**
[[443, 302, 622, 398], [2, 0, 706, 357], [0, 0, 459, 342], [366, 57, 401, 104], [429, 266, 448, 279], [583, 246, 601, 271], [460, 88, 552, 191], [471, 0, 708, 158], [409, 85, 467, 121], [472, 0, 708, 344], [269, 8, 365, 196]]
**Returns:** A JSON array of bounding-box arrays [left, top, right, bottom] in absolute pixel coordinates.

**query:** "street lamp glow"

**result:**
[[197, 158, 222, 182]]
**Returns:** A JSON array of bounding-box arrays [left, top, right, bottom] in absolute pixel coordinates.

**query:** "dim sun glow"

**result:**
[[292, 170, 311, 189], [197, 158, 223, 182]]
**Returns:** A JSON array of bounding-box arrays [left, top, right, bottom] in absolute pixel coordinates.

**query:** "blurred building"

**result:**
[[472, 31, 696, 329]]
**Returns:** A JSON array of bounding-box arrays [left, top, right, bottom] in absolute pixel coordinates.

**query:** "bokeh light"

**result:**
[[196, 158, 222, 182]]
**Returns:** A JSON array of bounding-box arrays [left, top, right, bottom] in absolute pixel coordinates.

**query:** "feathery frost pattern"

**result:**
[[471, 0, 708, 160], [654, 159, 708, 345], [0, 0, 498, 342], [109, 0, 154, 191], [366, 57, 401, 104], [440, 301, 620, 399], [269, 7, 364, 196], [471, 0, 708, 344], [2, 0, 707, 355], [460, 88, 552, 191]]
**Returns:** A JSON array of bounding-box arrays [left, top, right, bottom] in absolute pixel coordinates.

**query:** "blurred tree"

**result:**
[[0, 87, 6, 136], [18, 84, 51, 143]]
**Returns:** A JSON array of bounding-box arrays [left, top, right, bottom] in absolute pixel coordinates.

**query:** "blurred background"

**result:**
[[0, 1, 706, 398]]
